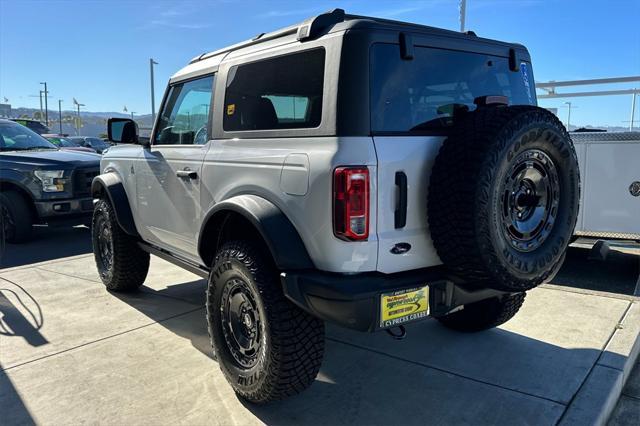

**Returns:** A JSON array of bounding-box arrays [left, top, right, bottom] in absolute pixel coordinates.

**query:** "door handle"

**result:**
[[395, 171, 407, 229], [176, 169, 198, 179]]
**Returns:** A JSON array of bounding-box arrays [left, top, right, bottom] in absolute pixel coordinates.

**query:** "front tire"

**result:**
[[206, 240, 324, 403], [91, 198, 149, 291], [0, 190, 33, 243], [437, 292, 526, 332]]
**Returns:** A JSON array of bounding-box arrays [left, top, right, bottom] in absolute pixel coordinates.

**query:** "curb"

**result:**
[[560, 301, 640, 425]]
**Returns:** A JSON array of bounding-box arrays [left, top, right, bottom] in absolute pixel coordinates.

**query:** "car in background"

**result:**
[[0, 119, 100, 242], [68, 136, 111, 154], [10, 118, 51, 135], [45, 136, 97, 153]]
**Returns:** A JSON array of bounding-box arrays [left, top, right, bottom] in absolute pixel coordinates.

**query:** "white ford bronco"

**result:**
[[92, 9, 580, 403]]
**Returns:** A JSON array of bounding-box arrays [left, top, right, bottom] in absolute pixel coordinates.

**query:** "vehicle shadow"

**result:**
[[114, 279, 213, 359], [0, 364, 35, 426], [0, 226, 92, 270], [109, 278, 629, 424], [551, 244, 639, 296], [0, 277, 45, 425]]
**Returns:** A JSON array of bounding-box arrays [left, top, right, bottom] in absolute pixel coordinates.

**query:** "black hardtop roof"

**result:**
[[190, 8, 527, 65]]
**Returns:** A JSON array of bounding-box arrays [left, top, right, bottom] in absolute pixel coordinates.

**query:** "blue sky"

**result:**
[[1, 0, 638, 127]]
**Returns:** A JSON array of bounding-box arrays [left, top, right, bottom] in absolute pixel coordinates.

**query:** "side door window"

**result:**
[[155, 75, 214, 145], [136, 73, 214, 260]]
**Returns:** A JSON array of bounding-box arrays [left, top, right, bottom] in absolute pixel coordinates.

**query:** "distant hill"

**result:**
[[5, 107, 636, 137], [8, 107, 154, 137]]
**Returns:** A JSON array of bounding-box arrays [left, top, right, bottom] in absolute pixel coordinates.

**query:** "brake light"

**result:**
[[333, 166, 369, 240]]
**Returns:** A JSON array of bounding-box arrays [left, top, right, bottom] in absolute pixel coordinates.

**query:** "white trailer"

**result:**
[[572, 131, 640, 240]]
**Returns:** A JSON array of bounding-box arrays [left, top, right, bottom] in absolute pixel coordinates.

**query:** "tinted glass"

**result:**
[[0, 122, 57, 151], [370, 44, 536, 133], [155, 75, 214, 145], [12, 120, 50, 134], [87, 137, 108, 148], [224, 49, 325, 131]]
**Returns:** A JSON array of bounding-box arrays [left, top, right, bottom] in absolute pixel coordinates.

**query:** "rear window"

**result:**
[[223, 49, 325, 131], [370, 44, 536, 133]]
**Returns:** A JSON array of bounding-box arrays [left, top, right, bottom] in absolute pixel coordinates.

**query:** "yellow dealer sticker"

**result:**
[[380, 286, 429, 328], [227, 104, 236, 115]]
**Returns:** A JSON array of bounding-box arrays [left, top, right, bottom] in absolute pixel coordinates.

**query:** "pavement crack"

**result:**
[[556, 300, 634, 425], [34, 266, 102, 284], [2, 307, 204, 372]]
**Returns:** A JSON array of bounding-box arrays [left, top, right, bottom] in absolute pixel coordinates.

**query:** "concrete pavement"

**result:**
[[1, 227, 639, 425]]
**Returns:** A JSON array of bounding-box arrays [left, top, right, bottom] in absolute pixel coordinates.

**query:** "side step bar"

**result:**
[[138, 242, 210, 279]]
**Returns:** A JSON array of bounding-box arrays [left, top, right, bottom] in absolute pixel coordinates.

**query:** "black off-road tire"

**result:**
[[0, 190, 33, 243], [91, 198, 149, 291], [428, 105, 580, 292], [206, 240, 324, 403], [437, 292, 526, 332]]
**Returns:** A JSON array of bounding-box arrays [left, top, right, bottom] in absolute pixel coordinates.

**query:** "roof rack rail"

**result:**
[[296, 8, 345, 41], [189, 8, 346, 64]]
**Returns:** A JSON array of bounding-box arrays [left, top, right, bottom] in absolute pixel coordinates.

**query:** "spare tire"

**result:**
[[428, 105, 579, 291]]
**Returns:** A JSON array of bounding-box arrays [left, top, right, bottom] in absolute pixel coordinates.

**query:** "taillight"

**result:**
[[333, 166, 369, 240]]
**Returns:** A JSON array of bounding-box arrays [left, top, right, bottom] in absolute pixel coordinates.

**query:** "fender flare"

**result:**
[[198, 195, 314, 270], [91, 172, 139, 237]]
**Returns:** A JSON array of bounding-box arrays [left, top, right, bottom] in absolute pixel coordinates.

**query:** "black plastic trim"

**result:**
[[281, 267, 510, 332], [399, 32, 414, 60], [91, 173, 139, 237], [138, 242, 210, 278], [198, 195, 314, 270]]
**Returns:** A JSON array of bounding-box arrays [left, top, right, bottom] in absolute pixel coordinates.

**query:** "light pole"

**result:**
[[40, 82, 49, 126], [131, 111, 136, 120], [150, 58, 158, 123], [631, 92, 637, 131], [38, 91, 43, 121], [58, 100, 63, 134], [459, 0, 467, 32], [73, 98, 85, 136], [564, 101, 572, 130]]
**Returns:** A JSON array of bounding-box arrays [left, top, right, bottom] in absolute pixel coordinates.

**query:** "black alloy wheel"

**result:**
[[220, 277, 264, 369], [499, 149, 560, 252], [94, 213, 114, 278]]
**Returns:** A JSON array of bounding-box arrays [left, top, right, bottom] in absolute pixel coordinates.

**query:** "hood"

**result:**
[[61, 147, 98, 154], [0, 149, 101, 168]]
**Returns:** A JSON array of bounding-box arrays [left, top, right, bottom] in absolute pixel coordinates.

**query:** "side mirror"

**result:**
[[107, 118, 144, 145]]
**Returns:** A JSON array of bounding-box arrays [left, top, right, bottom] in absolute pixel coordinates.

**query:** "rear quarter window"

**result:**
[[370, 44, 536, 133], [223, 48, 325, 131]]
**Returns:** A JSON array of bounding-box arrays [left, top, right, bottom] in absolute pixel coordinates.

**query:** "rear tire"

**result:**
[[206, 240, 324, 403], [91, 198, 149, 291], [0, 190, 33, 243], [437, 292, 526, 332]]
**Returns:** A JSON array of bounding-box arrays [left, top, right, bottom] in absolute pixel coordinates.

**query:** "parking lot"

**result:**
[[1, 226, 639, 425]]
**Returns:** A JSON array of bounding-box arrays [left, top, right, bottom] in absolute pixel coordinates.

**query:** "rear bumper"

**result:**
[[281, 267, 510, 332]]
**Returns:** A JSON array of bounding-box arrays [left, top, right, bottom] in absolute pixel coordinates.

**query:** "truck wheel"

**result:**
[[437, 292, 526, 332], [91, 198, 149, 291], [428, 105, 580, 292], [206, 240, 324, 403], [0, 190, 33, 243]]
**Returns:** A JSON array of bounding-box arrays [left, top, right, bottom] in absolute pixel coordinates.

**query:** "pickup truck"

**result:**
[[0, 119, 101, 242]]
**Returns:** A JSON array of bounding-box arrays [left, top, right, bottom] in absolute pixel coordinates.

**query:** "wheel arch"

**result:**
[[91, 172, 139, 237], [0, 179, 37, 220], [198, 195, 314, 270]]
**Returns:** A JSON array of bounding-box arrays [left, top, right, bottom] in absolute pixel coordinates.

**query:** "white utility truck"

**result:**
[[571, 131, 640, 241]]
